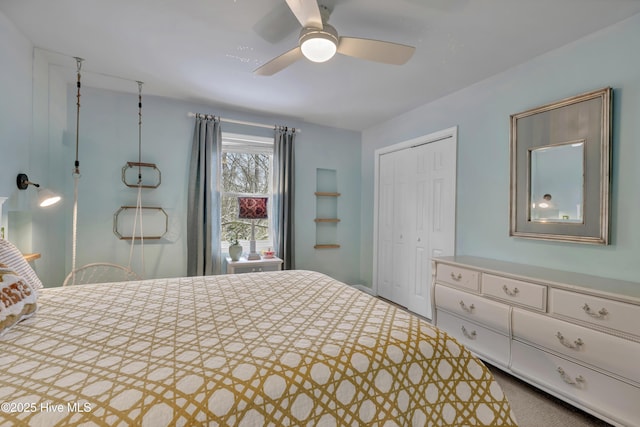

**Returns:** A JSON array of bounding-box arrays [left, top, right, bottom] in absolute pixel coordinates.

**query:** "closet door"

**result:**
[[390, 148, 415, 307], [406, 139, 456, 319], [376, 152, 395, 302], [376, 149, 414, 306], [374, 128, 457, 320]]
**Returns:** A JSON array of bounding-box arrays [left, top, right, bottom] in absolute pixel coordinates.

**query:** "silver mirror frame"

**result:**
[[509, 87, 612, 244]]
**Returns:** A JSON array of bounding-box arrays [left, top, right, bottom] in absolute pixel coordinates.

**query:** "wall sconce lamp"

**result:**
[[16, 173, 62, 207]]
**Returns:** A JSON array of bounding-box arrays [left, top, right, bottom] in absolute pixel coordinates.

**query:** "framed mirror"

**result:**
[[510, 87, 612, 244]]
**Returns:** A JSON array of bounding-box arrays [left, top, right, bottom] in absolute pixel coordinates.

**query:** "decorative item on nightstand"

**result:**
[[228, 230, 243, 262], [262, 248, 275, 259], [238, 196, 268, 260]]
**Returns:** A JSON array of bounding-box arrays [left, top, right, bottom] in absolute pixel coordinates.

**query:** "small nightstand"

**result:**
[[226, 256, 283, 274]]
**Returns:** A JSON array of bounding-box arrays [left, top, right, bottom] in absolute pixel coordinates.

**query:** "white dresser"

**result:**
[[432, 256, 640, 427]]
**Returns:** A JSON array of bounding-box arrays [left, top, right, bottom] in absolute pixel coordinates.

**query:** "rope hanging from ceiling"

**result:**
[[70, 57, 84, 286], [64, 57, 144, 286], [127, 81, 146, 279]]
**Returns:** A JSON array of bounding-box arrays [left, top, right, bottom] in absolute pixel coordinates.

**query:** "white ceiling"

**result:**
[[2, 0, 640, 131]]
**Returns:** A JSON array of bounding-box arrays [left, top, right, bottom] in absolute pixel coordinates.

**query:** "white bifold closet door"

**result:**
[[375, 129, 456, 319]]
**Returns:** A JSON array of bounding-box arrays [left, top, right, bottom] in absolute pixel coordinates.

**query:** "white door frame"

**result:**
[[372, 126, 458, 298]]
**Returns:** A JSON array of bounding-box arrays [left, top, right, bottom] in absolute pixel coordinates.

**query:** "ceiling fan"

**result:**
[[253, 0, 416, 76]]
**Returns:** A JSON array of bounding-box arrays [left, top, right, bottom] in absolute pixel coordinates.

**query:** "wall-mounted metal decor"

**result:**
[[510, 87, 612, 244], [113, 206, 168, 240], [122, 162, 161, 188]]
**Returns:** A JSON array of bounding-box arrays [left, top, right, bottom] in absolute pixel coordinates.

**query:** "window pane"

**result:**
[[222, 152, 270, 193], [221, 147, 272, 248]]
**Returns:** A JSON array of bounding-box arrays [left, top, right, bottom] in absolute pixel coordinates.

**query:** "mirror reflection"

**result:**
[[529, 141, 584, 223]]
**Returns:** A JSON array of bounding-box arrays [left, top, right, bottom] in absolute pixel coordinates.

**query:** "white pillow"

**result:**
[[0, 239, 43, 291]]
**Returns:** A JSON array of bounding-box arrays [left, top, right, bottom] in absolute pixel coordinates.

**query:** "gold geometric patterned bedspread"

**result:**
[[0, 270, 517, 426]]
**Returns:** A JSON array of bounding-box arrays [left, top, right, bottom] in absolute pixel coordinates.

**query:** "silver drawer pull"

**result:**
[[556, 367, 585, 387], [582, 303, 608, 319], [450, 272, 463, 281], [556, 332, 584, 350], [459, 300, 475, 313], [502, 285, 519, 297], [461, 325, 477, 340]]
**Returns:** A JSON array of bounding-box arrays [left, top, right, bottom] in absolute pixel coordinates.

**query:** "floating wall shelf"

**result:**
[[113, 206, 168, 240], [122, 162, 161, 189], [314, 169, 340, 249], [117, 161, 168, 241]]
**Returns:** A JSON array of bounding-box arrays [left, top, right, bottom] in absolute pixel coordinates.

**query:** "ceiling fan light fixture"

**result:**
[[299, 26, 338, 63]]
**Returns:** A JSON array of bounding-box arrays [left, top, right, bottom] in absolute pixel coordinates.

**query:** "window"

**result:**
[[220, 133, 273, 252]]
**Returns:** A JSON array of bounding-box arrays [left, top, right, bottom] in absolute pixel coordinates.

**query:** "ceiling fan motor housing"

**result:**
[[299, 24, 338, 62]]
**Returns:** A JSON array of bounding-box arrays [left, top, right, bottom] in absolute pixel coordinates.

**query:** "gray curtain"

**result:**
[[187, 115, 222, 276], [273, 127, 295, 269]]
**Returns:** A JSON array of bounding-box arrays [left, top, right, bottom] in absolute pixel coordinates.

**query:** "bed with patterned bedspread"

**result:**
[[0, 270, 517, 426]]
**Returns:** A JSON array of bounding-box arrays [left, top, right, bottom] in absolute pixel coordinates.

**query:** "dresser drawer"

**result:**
[[512, 308, 640, 384], [511, 340, 640, 427], [436, 310, 510, 367], [549, 288, 640, 339], [435, 284, 510, 334], [436, 263, 479, 291], [482, 274, 547, 311]]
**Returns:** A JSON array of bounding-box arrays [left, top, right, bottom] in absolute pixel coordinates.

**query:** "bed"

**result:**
[[0, 269, 517, 426]]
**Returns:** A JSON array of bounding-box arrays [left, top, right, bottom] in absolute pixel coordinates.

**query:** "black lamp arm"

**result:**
[[16, 173, 40, 190]]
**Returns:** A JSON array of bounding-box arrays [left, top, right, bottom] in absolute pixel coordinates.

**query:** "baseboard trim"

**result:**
[[350, 284, 375, 295]]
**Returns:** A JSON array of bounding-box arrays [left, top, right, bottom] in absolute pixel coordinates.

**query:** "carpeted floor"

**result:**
[[486, 363, 612, 426]]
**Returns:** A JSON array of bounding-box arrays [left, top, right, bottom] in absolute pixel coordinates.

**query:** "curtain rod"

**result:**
[[187, 112, 299, 133]]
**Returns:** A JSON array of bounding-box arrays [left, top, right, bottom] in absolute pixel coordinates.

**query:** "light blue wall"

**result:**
[[56, 87, 361, 285], [360, 14, 640, 286], [295, 125, 362, 285], [0, 8, 362, 287], [0, 12, 69, 280], [7, 7, 639, 290], [27, 65, 362, 286], [0, 12, 32, 235]]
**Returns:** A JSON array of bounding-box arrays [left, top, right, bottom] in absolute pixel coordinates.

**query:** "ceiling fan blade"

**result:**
[[253, 2, 300, 44], [337, 37, 415, 65], [285, 0, 323, 29], [253, 46, 304, 76]]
